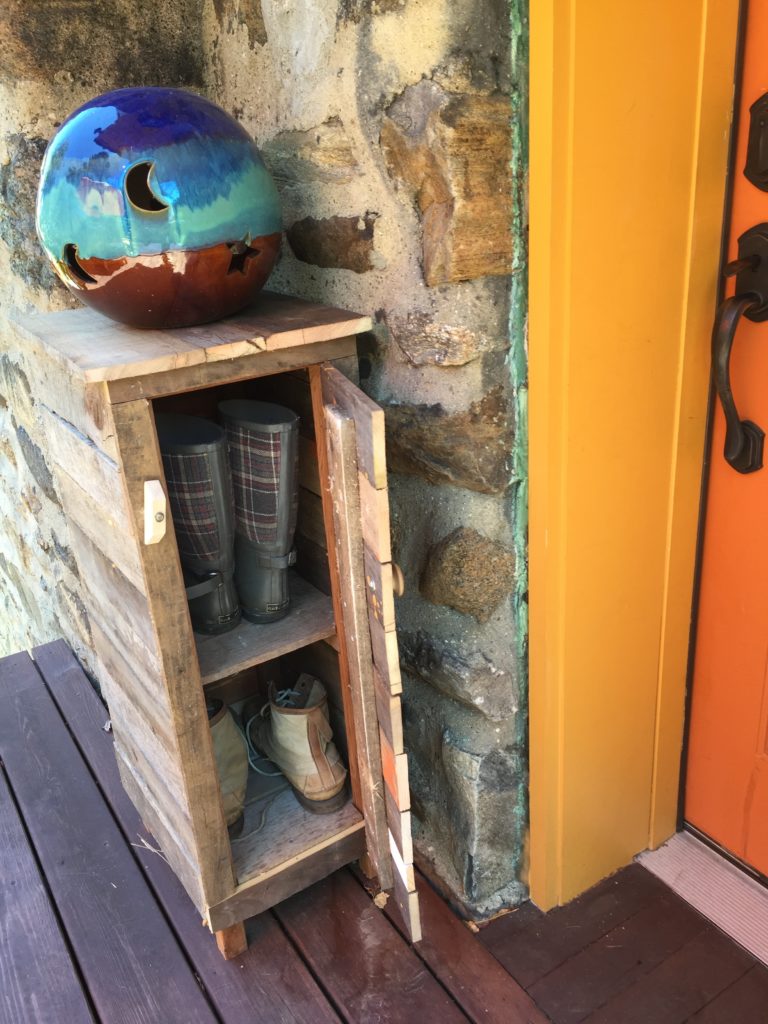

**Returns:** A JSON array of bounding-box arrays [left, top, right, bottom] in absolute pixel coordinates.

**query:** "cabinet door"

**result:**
[[317, 364, 421, 943]]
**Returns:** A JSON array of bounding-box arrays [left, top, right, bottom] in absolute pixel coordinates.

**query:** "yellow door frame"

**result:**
[[529, 0, 741, 909]]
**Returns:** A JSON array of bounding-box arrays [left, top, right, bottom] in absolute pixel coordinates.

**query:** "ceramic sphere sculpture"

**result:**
[[36, 87, 282, 329]]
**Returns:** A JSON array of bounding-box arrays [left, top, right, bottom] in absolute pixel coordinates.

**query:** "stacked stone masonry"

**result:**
[[0, 0, 527, 917]]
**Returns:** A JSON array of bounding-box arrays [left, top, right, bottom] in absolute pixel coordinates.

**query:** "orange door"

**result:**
[[686, 0, 768, 876]]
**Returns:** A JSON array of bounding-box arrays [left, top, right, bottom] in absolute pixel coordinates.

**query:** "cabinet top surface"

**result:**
[[13, 292, 371, 384]]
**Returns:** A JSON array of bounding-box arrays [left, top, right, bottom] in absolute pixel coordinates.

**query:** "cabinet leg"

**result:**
[[215, 921, 248, 959]]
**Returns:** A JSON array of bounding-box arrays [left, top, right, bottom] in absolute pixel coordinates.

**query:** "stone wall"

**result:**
[[0, 0, 527, 916]]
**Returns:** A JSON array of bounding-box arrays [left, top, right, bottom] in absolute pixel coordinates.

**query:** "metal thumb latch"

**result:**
[[143, 479, 167, 545], [711, 224, 768, 474]]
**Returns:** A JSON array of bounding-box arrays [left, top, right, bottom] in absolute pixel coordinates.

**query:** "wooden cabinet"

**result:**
[[16, 292, 420, 955]]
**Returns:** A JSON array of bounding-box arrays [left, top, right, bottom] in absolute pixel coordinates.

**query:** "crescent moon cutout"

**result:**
[[125, 161, 169, 213]]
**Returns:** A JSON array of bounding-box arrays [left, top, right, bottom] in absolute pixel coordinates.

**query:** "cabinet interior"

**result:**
[[151, 369, 363, 888]]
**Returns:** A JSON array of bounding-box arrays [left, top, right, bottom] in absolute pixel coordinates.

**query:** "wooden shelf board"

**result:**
[[196, 574, 335, 685], [232, 782, 364, 887], [12, 291, 372, 384]]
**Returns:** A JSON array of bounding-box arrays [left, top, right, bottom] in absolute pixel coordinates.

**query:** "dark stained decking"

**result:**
[[1, 640, 766, 1024]]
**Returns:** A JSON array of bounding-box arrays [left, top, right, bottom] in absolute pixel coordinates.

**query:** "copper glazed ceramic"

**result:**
[[36, 87, 282, 329]]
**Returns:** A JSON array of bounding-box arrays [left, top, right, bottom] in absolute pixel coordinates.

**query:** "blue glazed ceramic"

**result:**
[[36, 87, 282, 328]]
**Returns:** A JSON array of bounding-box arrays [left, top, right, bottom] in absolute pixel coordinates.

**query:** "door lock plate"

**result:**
[[734, 224, 768, 321]]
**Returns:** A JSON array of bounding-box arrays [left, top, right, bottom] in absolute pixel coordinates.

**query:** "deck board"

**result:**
[[373, 870, 549, 1024], [275, 869, 470, 1023], [33, 639, 340, 1024], [3, 639, 766, 1024], [0, 768, 94, 1024], [0, 651, 218, 1024]]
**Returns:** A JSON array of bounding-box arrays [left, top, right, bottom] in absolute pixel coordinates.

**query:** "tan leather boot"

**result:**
[[246, 674, 348, 813], [207, 698, 248, 837]]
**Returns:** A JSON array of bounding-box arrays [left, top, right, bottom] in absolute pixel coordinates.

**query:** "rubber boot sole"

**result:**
[[292, 781, 349, 815]]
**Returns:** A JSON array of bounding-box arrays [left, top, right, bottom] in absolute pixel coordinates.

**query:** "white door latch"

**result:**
[[143, 479, 167, 545]]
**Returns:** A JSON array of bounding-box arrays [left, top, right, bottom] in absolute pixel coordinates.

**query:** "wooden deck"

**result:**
[[2, 639, 767, 1023], [0, 640, 541, 1024]]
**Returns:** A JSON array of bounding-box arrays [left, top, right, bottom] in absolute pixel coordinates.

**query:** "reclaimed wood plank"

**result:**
[[210, 825, 367, 931], [320, 365, 387, 487], [8, 319, 118, 457], [296, 487, 328, 549], [364, 544, 396, 630], [299, 433, 322, 492], [380, 727, 410, 810], [108, 337, 358, 403], [196, 573, 335, 684], [0, 651, 218, 1024], [35, 640, 341, 1024], [112, 399, 236, 912], [377, 872, 549, 1024], [232, 787, 364, 884], [309, 363, 363, 807], [528, 891, 709, 1024], [582, 926, 754, 1024], [479, 863, 669, 988], [359, 471, 392, 562], [276, 870, 468, 1023], [294, 534, 332, 594], [14, 293, 371, 383], [0, 766, 94, 1024], [325, 405, 393, 891], [374, 666, 404, 751]]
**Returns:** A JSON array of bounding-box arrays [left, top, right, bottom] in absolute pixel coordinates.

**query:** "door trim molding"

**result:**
[[529, 0, 742, 909]]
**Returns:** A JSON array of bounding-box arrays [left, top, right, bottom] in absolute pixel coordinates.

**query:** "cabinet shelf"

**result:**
[[232, 776, 364, 887], [196, 573, 335, 685]]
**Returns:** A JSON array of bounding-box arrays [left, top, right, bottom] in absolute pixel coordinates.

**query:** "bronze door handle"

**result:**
[[712, 292, 764, 473]]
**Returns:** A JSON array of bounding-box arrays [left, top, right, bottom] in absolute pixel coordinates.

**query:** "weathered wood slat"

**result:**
[[321, 364, 418, 936], [232, 788, 364, 885], [9, 320, 118, 457], [364, 544, 396, 630], [195, 573, 335, 685], [359, 472, 392, 562], [34, 640, 341, 1024], [210, 819, 367, 931], [374, 665, 404, 751], [0, 651, 218, 1024], [296, 487, 328, 549], [325, 405, 393, 891], [321, 364, 387, 487], [380, 726, 410, 811], [299, 433, 322, 492], [274, 871, 465, 1022], [0, 767, 94, 1024], [294, 534, 332, 594], [112, 399, 235, 912], [14, 293, 371, 384], [108, 336, 358, 403], [309, 363, 363, 807], [67, 520, 156, 661]]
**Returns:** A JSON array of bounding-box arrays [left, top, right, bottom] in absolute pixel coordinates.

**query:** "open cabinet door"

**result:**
[[317, 363, 422, 943]]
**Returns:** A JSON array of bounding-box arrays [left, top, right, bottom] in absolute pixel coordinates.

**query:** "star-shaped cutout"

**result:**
[[227, 240, 261, 275]]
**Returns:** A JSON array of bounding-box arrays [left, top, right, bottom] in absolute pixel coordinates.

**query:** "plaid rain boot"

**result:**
[[156, 414, 241, 635], [245, 674, 348, 813], [207, 698, 248, 838], [218, 400, 299, 623]]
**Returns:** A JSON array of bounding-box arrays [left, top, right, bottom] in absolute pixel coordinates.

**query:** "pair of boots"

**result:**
[[156, 400, 299, 634], [208, 675, 347, 836]]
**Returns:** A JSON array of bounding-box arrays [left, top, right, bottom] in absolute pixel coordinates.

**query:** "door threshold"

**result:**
[[637, 830, 768, 967]]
